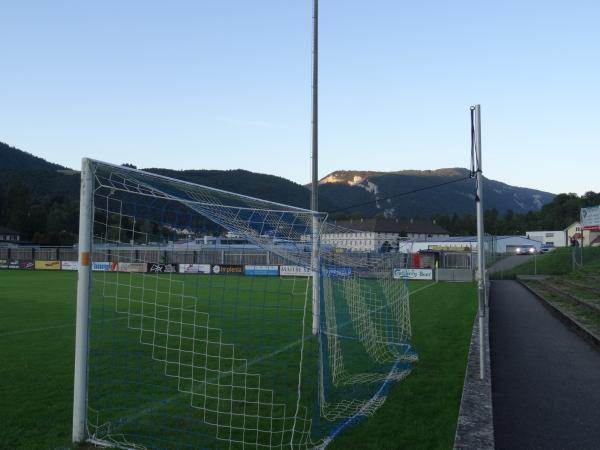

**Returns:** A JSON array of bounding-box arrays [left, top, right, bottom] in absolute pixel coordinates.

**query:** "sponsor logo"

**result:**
[[61, 261, 79, 271], [581, 205, 600, 231], [280, 265, 312, 277], [147, 263, 178, 273], [392, 268, 433, 280], [92, 262, 118, 272], [244, 265, 279, 276], [326, 267, 352, 277], [35, 260, 61, 270], [8, 260, 20, 269], [179, 264, 211, 274], [19, 261, 34, 270], [211, 264, 243, 275], [118, 262, 147, 273]]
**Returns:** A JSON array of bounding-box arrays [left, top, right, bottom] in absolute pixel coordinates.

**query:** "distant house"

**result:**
[[321, 218, 449, 253], [0, 226, 21, 242], [565, 221, 600, 247]]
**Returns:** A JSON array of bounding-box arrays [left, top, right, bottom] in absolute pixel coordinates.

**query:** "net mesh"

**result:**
[[83, 161, 417, 449]]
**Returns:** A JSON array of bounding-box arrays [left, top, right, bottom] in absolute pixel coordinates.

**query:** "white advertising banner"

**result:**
[[581, 205, 600, 231], [279, 265, 312, 277], [179, 263, 211, 274], [118, 262, 147, 273], [61, 261, 79, 271], [393, 268, 433, 280]]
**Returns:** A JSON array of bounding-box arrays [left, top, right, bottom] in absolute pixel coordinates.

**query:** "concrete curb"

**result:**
[[517, 279, 600, 350], [453, 300, 494, 449]]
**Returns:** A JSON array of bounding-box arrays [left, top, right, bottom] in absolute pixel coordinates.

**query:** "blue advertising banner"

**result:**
[[92, 261, 117, 272], [326, 267, 352, 277], [244, 265, 279, 276]]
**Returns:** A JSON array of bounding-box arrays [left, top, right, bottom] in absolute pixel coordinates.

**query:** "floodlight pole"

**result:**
[[311, 0, 320, 335], [472, 105, 486, 380], [72, 158, 93, 442]]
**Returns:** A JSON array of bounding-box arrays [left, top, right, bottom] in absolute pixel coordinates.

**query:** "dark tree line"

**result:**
[[434, 192, 600, 236], [1, 174, 598, 245], [0, 181, 79, 245]]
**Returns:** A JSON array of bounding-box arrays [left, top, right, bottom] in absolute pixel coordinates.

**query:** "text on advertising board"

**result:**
[[179, 264, 211, 274], [392, 268, 433, 280], [211, 264, 243, 275], [581, 205, 600, 231], [279, 265, 312, 277], [244, 265, 279, 276]]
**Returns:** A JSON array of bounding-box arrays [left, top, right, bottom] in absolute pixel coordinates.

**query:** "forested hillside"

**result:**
[[1, 141, 594, 244]]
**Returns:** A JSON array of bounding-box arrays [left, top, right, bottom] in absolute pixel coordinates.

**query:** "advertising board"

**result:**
[[392, 268, 433, 280], [8, 260, 20, 269], [92, 262, 118, 272], [244, 265, 279, 276], [179, 263, 211, 274], [0, 259, 7, 269], [211, 264, 243, 275], [35, 260, 61, 270], [279, 265, 312, 277], [19, 261, 34, 270], [147, 263, 178, 273], [118, 262, 147, 273], [581, 205, 600, 231], [326, 267, 352, 277], [61, 261, 79, 271]]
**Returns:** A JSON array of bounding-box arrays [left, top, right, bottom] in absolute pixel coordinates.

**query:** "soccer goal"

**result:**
[[72, 158, 417, 449]]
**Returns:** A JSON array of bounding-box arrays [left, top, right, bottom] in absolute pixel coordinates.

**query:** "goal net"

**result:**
[[73, 159, 417, 449]]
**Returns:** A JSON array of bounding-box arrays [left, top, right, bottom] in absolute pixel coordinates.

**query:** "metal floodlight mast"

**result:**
[[311, 0, 320, 335], [471, 104, 486, 380]]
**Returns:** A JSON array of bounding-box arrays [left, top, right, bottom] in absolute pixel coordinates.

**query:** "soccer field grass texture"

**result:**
[[0, 272, 476, 449], [88, 271, 320, 449]]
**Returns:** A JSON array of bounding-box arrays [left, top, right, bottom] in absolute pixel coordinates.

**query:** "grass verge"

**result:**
[[492, 247, 600, 279]]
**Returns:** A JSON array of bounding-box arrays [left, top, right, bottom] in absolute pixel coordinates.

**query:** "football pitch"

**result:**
[[0, 271, 476, 449]]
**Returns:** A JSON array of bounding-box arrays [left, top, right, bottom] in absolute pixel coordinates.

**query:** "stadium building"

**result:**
[[321, 218, 449, 252], [0, 226, 21, 243]]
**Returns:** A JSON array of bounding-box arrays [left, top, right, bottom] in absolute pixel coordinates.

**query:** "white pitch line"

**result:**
[[0, 316, 127, 338], [408, 280, 438, 296]]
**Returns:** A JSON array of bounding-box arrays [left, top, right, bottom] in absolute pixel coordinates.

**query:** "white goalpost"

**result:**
[[71, 159, 417, 449]]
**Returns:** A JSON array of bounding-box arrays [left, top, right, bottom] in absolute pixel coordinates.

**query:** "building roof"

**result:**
[[408, 235, 539, 243], [0, 226, 19, 235], [333, 218, 448, 235]]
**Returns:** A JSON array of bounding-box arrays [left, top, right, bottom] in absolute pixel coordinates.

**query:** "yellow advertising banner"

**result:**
[[35, 260, 61, 270]]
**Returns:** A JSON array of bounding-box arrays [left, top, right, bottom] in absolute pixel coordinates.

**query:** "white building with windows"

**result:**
[[0, 226, 20, 242], [321, 218, 449, 253], [525, 230, 567, 247]]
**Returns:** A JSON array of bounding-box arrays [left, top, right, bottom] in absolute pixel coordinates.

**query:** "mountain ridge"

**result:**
[[316, 168, 554, 217], [0, 141, 554, 219]]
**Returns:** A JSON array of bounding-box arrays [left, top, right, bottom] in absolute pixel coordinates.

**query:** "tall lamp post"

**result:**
[[471, 104, 486, 380], [311, 0, 320, 335]]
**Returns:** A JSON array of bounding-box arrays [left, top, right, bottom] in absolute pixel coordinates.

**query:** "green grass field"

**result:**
[[491, 247, 600, 279], [0, 271, 476, 450]]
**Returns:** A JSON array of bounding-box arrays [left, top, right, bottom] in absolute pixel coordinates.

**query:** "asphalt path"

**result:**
[[490, 280, 600, 450]]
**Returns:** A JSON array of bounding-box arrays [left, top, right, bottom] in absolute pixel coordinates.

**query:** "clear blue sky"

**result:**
[[1, 1, 598, 195]]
